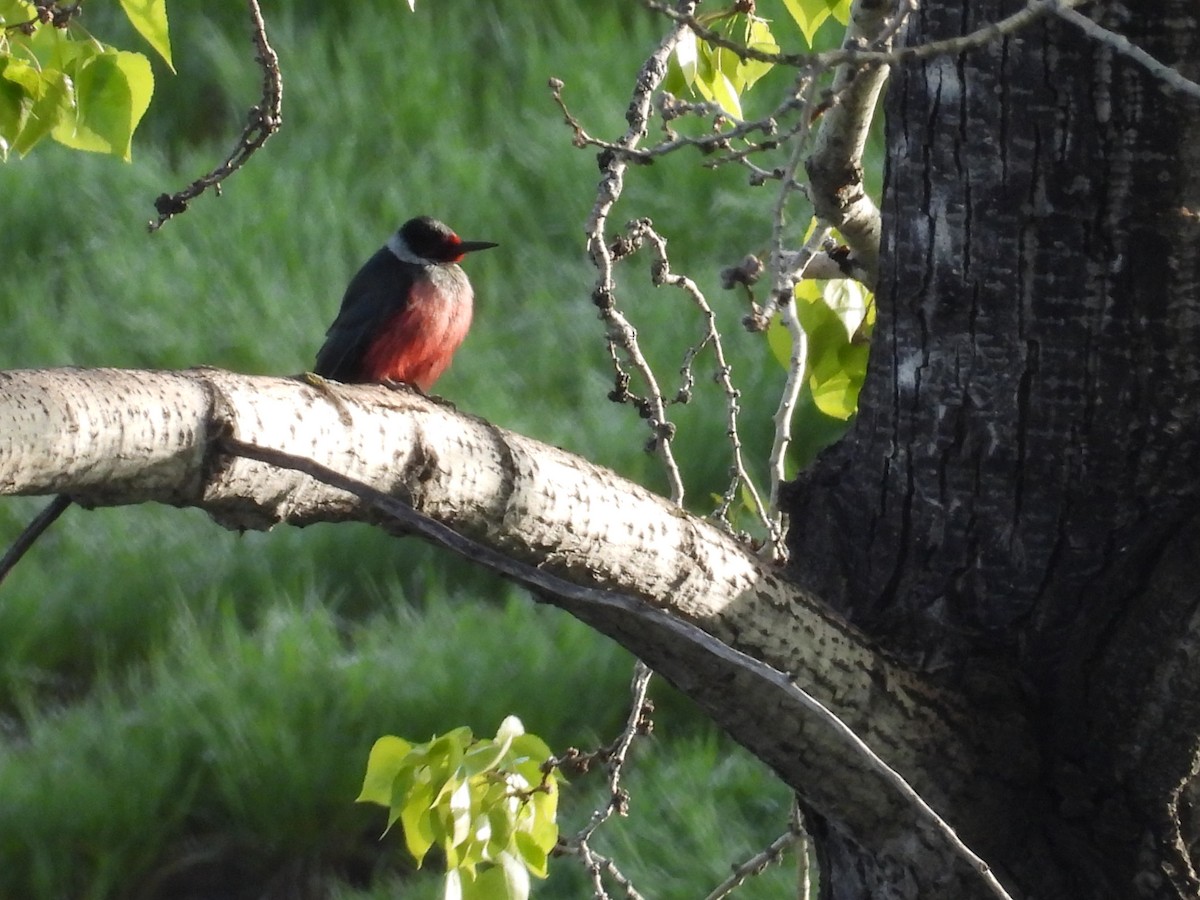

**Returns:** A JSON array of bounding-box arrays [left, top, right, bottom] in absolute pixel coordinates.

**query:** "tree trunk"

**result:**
[[786, 0, 1200, 896]]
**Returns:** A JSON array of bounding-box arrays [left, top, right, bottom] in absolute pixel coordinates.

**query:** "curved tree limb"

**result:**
[[0, 365, 1036, 897]]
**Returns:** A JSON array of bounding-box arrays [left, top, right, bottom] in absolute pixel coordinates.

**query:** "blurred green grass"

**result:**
[[0, 1, 826, 897]]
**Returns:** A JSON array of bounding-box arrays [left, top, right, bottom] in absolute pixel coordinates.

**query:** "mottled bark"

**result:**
[[0, 365, 1018, 892], [787, 0, 1200, 896]]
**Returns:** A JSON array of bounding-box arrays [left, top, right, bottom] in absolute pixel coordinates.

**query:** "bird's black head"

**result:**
[[399, 216, 498, 264]]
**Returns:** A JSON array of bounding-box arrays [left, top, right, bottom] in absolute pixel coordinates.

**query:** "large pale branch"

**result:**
[[0, 366, 1030, 896]]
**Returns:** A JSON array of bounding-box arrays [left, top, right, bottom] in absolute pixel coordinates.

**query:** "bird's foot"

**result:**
[[380, 377, 423, 395], [378, 379, 457, 410], [300, 372, 354, 427]]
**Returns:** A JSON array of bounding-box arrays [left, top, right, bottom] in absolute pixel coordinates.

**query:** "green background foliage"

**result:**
[[0, 1, 868, 897], [0, 0, 170, 159]]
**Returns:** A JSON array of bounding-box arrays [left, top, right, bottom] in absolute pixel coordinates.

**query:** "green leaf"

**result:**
[[763, 261, 875, 428], [508, 734, 553, 789], [497, 852, 532, 900], [809, 341, 868, 419], [766, 315, 791, 371], [822, 277, 873, 337], [52, 49, 154, 160], [0, 57, 41, 96], [708, 69, 742, 118], [357, 735, 414, 806], [827, 0, 852, 25], [780, 0, 832, 47], [0, 58, 35, 158], [787, 381, 855, 472], [24, 20, 92, 71], [794, 280, 870, 421], [11, 66, 72, 156], [363, 723, 559, 893], [692, 43, 742, 118], [529, 783, 558, 824], [714, 44, 743, 93], [667, 26, 699, 94], [463, 717, 524, 777], [400, 776, 439, 866], [514, 830, 550, 880], [0, 90, 20, 158], [118, 0, 174, 71], [445, 777, 474, 849], [458, 854, 530, 900], [426, 728, 471, 784], [463, 739, 507, 777], [494, 715, 525, 745], [739, 19, 778, 90], [509, 732, 552, 762], [0, 0, 34, 26], [384, 763, 418, 833], [794, 282, 848, 343]]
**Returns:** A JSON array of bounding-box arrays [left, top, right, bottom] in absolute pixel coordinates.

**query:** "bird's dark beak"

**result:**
[[458, 240, 499, 254]]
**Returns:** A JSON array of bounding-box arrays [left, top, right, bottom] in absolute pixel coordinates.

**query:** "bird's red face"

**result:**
[[401, 216, 498, 265]]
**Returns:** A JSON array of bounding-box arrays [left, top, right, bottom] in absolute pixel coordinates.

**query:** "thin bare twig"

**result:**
[[568, 3, 698, 504], [552, 75, 792, 165], [4, 0, 82, 33], [767, 228, 829, 549], [702, 826, 799, 900], [621, 218, 777, 542], [550, 660, 653, 900], [793, 799, 812, 900], [872, 0, 918, 50], [1055, 7, 1200, 100], [537, 659, 653, 899], [761, 66, 826, 555], [149, 0, 282, 230], [570, 841, 648, 900], [564, 661, 654, 844]]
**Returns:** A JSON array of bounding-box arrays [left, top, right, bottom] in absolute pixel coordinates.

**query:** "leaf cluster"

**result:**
[[664, 0, 850, 118], [770, 275, 873, 422], [358, 716, 560, 900], [0, 0, 171, 159]]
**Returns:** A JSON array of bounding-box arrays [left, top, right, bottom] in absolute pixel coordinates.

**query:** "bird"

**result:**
[[314, 216, 498, 390]]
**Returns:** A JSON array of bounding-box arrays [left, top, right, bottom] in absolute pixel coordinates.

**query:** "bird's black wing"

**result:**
[[313, 247, 407, 382]]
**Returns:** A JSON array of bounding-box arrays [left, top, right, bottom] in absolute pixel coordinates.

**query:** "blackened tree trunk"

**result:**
[[787, 0, 1200, 896]]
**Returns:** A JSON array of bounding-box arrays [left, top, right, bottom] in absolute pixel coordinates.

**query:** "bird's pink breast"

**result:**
[[361, 278, 473, 390]]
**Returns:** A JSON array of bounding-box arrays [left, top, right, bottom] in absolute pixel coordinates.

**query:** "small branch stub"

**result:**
[[149, 0, 282, 230]]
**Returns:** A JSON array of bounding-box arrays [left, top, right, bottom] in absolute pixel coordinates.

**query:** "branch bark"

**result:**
[[0, 365, 1031, 897], [804, 0, 893, 287]]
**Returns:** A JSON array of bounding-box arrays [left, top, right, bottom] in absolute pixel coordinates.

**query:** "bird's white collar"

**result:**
[[386, 231, 428, 265]]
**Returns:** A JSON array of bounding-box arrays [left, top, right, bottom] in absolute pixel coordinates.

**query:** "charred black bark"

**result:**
[[784, 0, 1200, 896]]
